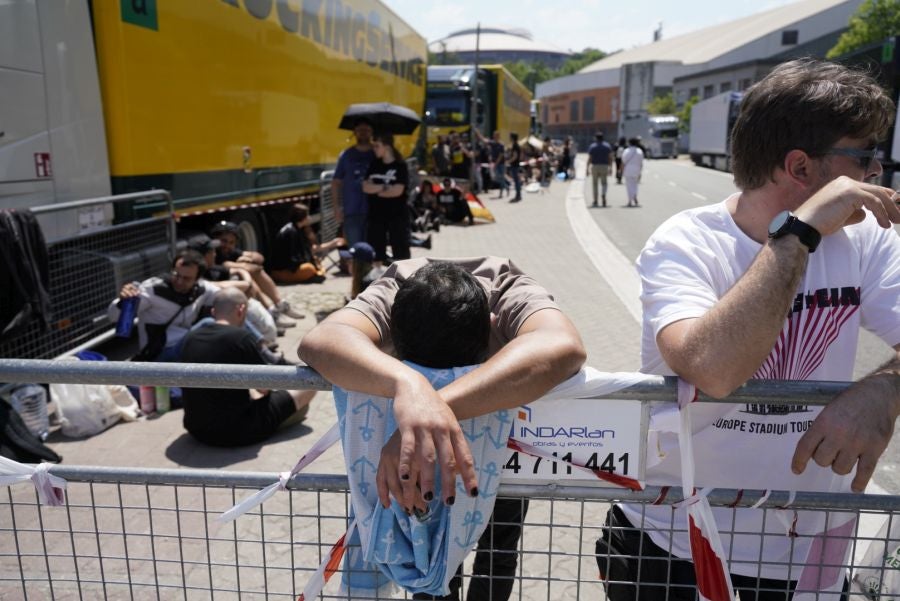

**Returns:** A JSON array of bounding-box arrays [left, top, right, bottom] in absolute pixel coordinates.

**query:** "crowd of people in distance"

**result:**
[[430, 129, 579, 203]]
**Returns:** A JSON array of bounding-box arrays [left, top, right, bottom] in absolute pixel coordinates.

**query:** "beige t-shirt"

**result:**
[[346, 256, 560, 357]]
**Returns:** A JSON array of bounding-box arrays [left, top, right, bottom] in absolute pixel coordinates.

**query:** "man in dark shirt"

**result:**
[[587, 132, 614, 208], [334, 118, 376, 245], [436, 178, 473, 225], [180, 288, 315, 447]]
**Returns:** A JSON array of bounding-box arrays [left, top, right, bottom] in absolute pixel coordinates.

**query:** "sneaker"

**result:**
[[422, 235, 432, 250], [269, 307, 297, 328], [277, 300, 305, 320]]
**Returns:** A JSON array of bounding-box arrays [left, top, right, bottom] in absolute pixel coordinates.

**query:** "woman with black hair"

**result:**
[[362, 132, 410, 264]]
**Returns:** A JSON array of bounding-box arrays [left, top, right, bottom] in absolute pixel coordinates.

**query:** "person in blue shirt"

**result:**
[[587, 133, 614, 207], [333, 118, 376, 246]]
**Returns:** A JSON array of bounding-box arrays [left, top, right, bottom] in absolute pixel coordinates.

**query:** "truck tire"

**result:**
[[231, 209, 267, 255]]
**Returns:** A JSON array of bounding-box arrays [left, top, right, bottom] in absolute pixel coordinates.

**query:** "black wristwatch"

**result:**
[[767, 210, 821, 253]]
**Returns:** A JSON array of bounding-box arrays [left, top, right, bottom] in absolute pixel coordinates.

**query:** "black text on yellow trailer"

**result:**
[[93, 0, 426, 252]]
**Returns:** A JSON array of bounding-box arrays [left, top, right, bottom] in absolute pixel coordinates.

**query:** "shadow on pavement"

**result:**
[[164, 422, 314, 468]]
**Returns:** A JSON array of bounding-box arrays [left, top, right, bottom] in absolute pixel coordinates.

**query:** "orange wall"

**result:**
[[543, 87, 619, 126]]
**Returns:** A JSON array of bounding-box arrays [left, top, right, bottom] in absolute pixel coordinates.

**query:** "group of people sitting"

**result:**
[[107, 213, 346, 447]]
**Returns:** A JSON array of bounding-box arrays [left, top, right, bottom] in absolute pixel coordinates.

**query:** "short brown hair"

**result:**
[[289, 203, 309, 224], [731, 58, 895, 190]]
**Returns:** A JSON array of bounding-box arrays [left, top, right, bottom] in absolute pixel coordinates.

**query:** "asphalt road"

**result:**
[[581, 156, 900, 493]]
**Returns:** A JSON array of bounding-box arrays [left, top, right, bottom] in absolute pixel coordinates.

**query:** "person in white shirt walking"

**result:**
[[620, 137, 644, 207]]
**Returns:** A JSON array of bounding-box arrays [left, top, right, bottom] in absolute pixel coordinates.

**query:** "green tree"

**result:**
[[646, 92, 677, 115], [826, 0, 900, 58], [677, 96, 700, 133], [501, 48, 608, 93], [556, 48, 608, 76]]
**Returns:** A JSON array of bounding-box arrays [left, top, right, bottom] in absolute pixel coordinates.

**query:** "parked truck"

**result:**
[[620, 114, 679, 158], [0, 1, 425, 359], [424, 64, 532, 169], [688, 92, 743, 172]]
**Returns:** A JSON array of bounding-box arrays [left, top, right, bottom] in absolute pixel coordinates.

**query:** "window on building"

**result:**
[[738, 78, 753, 91], [582, 97, 595, 122], [703, 85, 715, 99], [570, 100, 579, 123], [720, 81, 732, 93], [689, 88, 699, 100], [782, 30, 798, 45]]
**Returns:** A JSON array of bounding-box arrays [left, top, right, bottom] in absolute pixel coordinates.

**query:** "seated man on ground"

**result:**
[[268, 203, 344, 283], [411, 179, 441, 233], [188, 234, 280, 347], [300, 256, 586, 601], [180, 288, 315, 447], [210, 220, 304, 323], [436, 178, 473, 226], [108, 250, 218, 362]]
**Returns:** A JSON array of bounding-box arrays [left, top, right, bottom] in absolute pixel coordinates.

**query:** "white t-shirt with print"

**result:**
[[622, 197, 900, 581]]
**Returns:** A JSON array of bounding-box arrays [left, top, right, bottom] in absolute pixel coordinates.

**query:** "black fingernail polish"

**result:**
[[446, 496, 455, 506], [424, 491, 434, 501], [470, 487, 479, 497], [400, 474, 410, 480]]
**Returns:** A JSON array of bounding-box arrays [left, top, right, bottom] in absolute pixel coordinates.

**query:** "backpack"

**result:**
[[0, 398, 61, 464]]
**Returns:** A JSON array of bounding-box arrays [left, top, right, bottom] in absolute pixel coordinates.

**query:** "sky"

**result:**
[[382, 0, 800, 55]]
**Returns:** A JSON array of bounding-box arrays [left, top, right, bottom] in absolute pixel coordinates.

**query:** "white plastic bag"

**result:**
[[853, 516, 900, 600], [107, 385, 140, 422], [50, 364, 123, 437]]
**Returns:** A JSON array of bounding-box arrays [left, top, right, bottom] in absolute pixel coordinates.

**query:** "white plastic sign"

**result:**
[[501, 397, 647, 486]]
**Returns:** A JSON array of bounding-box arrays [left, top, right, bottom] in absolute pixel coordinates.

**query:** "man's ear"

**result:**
[[782, 149, 816, 187]]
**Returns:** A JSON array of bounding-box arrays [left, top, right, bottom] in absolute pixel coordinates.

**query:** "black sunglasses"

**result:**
[[824, 146, 879, 171]]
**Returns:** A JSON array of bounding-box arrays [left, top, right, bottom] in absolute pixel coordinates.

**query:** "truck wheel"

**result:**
[[231, 209, 266, 255]]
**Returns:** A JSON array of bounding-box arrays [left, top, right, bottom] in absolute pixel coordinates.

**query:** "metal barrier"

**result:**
[[0, 359, 895, 600], [0, 191, 177, 361]]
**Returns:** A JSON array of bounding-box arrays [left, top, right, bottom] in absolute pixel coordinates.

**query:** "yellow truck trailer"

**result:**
[[0, 0, 425, 359]]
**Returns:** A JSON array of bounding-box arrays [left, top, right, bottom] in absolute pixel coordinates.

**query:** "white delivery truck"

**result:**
[[620, 114, 679, 158], [689, 92, 743, 172]]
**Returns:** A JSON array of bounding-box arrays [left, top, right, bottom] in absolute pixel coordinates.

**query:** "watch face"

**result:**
[[768, 210, 791, 236]]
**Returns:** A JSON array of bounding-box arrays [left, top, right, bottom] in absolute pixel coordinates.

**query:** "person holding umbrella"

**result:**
[[363, 132, 411, 264]]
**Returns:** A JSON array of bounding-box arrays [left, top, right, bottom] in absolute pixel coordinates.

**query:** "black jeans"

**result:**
[[413, 497, 528, 601], [597, 505, 848, 601], [367, 207, 410, 263]]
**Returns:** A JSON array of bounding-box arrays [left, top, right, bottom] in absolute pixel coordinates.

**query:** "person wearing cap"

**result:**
[[340, 241, 384, 300], [333, 118, 375, 246], [187, 234, 280, 345], [269, 204, 345, 283], [210, 220, 304, 324]]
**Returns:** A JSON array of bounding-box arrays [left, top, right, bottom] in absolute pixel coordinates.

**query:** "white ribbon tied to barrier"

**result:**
[[0, 456, 67, 506], [216, 423, 341, 523]]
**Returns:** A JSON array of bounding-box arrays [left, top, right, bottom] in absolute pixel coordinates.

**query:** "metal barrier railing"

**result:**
[[0, 191, 177, 361], [0, 359, 894, 600]]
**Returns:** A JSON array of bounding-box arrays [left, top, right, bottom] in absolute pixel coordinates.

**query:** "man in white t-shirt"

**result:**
[[598, 59, 900, 600]]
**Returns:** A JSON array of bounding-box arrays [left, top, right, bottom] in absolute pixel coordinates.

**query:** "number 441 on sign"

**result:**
[[500, 397, 647, 486]]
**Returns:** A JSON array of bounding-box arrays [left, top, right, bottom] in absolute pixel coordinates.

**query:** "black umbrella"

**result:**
[[338, 102, 421, 135]]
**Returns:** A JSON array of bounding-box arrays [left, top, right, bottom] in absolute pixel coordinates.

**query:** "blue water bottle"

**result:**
[[116, 284, 141, 338]]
